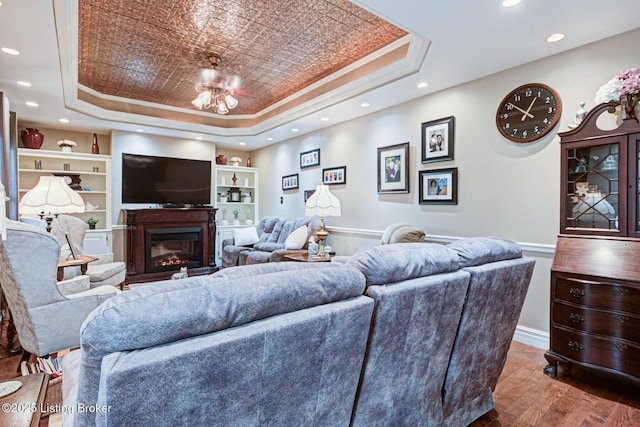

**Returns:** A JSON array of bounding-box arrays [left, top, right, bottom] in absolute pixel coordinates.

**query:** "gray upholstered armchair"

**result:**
[[0, 220, 120, 357], [51, 215, 126, 289]]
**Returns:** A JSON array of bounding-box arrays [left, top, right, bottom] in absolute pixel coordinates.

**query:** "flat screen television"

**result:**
[[122, 153, 212, 205]]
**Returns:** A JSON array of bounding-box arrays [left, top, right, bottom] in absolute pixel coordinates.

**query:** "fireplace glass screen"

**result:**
[[145, 227, 203, 273]]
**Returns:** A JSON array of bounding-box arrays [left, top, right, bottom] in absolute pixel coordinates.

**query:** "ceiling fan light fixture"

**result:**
[[191, 54, 240, 115]]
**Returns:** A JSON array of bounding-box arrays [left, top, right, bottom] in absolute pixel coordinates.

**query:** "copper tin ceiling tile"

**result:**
[[78, 0, 407, 116]]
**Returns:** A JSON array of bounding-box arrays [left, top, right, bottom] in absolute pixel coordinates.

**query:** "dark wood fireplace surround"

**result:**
[[124, 208, 218, 284]]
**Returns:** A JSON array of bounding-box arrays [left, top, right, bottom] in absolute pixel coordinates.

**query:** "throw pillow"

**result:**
[[234, 226, 260, 247], [284, 225, 308, 250]]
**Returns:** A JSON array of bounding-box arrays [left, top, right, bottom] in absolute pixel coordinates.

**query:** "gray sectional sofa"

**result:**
[[61, 237, 534, 426], [221, 216, 322, 267]]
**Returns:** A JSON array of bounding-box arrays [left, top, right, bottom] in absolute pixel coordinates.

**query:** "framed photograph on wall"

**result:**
[[377, 142, 409, 194], [419, 168, 458, 204], [421, 116, 455, 163], [300, 148, 320, 169], [282, 173, 299, 190], [323, 166, 347, 185], [304, 189, 316, 203]]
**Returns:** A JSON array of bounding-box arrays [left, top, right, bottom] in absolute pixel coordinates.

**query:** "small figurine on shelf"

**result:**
[[232, 173, 238, 186], [86, 217, 99, 230], [232, 209, 240, 225]]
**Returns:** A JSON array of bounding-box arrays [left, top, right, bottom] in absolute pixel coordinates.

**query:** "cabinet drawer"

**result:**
[[555, 277, 640, 313], [551, 326, 640, 380], [553, 303, 640, 343]]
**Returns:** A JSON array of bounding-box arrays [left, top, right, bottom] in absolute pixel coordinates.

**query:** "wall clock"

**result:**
[[496, 83, 562, 143]]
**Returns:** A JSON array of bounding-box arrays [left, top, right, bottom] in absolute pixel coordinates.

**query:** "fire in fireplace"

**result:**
[[145, 227, 203, 273]]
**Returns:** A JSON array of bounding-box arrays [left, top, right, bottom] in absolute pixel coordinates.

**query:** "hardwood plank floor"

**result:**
[[471, 341, 640, 427], [1, 340, 639, 426]]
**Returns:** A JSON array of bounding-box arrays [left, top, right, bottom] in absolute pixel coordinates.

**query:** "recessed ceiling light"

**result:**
[[59, 118, 70, 124], [417, 82, 429, 89], [361, 102, 370, 108], [1, 47, 20, 56], [291, 128, 299, 132], [135, 129, 144, 133], [267, 137, 274, 141], [321, 117, 329, 121], [195, 136, 203, 140], [17, 81, 32, 87], [25, 101, 38, 107], [239, 141, 246, 146], [502, 0, 521, 7], [546, 33, 565, 43]]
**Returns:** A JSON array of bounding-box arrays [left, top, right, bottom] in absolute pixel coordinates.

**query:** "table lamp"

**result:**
[[19, 176, 85, 232], [305, 184, 341, 256]]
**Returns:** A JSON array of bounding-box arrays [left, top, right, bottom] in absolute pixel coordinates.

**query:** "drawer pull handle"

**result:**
[[614, 314, 629, 322], [568, 341, 583, 352], [569, 313, 584, 324], [615, 287, 630, 295], [615, 343, 628, 351], [569, 288, 585, 298]]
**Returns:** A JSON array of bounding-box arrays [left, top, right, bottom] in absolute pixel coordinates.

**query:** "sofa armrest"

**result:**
[[221, 238, 235, 250]]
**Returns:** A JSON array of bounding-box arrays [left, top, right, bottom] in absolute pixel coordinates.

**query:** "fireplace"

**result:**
[[145, 227, 203, 273], [125, 208, 217, 284]]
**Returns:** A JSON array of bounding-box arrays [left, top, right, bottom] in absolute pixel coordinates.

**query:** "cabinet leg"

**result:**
[[544, 363, 557, 377], [544, 350, 569, 378]]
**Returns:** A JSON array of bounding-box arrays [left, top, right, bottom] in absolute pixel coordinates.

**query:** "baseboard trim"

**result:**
[[513, 325, 549, 350]]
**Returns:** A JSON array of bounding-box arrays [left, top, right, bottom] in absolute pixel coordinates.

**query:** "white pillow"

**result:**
[[285, 225, 308, 250], [233, 227, 260, 247]]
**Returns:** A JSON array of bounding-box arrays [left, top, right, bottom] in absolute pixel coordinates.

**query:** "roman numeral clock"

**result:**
[[496, 83, 562, 142]]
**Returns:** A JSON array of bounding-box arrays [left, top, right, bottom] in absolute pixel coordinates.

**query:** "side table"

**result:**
[[0, 373, 48, 427], [284, 253, 335, 262], [57, 255, 97, 281]]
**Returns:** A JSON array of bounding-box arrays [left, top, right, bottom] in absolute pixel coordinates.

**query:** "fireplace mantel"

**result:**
[[124, 208, 218, 284]]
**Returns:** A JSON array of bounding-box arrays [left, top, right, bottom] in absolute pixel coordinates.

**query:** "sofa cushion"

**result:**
[[245, 250, 272, 264], [267, 218, 287, 243], [346, 243, 460, 286], [212, 261, 343, 281], [233, 226, 260, 247], [253, 242, 285, 251], [256, 216, 282, 242], [447, 237, 522, 267], [285, 225, 308, 250]]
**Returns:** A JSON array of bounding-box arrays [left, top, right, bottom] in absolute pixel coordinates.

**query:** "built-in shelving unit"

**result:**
[[17, 148, 113, 254], [214, 165, 259, 265]]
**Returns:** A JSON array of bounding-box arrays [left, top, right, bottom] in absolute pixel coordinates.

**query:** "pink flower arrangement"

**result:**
[[595, 68, 640, 104]]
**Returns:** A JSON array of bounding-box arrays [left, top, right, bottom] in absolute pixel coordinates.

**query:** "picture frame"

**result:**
[[418, 168, 458, 204], [421, 116, 455, 163], [282, 173, 299, 190], [322, 166, 347, 185], [304, 189, 315, 203], [377, 142, 409, 194], [300, 148, 321, 169]]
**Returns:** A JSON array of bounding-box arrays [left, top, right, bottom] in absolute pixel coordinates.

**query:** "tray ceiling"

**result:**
[[76, 0, 408, 122]]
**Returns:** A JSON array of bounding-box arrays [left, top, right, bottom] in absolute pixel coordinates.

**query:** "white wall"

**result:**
[[251, 28, 640, 337]]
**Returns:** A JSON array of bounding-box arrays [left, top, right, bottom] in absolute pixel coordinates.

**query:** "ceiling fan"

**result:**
[[192, 54, 242, 115]]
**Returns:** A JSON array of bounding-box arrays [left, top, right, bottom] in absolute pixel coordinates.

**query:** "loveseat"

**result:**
[[221, 216, 322, 267], [62, 237, 534, 426]]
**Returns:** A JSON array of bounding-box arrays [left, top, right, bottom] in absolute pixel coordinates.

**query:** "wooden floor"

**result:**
[[1, 340, 639, 426], [471, 341, 640, 426]]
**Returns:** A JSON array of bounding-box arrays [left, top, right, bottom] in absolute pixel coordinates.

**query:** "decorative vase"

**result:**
[[91, 133, 100, 154], [216, 154, 228, 165], [61, 146, 72, 153], [20, 128, 44, 149], [620, 94, 640, 122], [247, 156, 252, 167]]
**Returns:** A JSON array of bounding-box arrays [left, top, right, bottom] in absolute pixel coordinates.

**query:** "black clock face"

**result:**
[[496, 83, 561, 143]]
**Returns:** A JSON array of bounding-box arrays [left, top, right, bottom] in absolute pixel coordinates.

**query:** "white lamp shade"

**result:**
[[225, 94, 238, 109], [305, 185, 341, 218], [19, 176, 85, 215], [191, 90, 212, 110]]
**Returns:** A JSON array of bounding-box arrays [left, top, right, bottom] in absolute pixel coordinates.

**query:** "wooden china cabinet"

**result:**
[[545, 102, 640, 383]]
